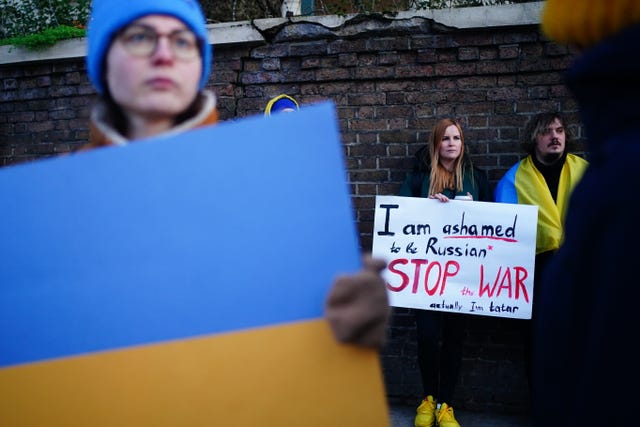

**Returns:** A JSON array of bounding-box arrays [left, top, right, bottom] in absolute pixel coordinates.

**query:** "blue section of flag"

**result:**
[[0, 102, 361, 368], [494, 162, 519, 204]]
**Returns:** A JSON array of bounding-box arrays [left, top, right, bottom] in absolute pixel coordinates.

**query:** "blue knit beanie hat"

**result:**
[[87, 0, 211, 95]]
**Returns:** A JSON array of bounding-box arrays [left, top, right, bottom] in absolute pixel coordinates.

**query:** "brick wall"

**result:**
[[0, 9, 581, 414]]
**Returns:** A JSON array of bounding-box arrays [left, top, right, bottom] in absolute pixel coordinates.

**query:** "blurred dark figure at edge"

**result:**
[[534, 0, 640, 425]]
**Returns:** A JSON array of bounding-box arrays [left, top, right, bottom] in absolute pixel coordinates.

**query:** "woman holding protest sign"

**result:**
[[79, 0, 390, 349], [399, 118, 491, 427]]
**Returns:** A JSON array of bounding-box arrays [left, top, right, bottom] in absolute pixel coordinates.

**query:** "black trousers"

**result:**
[[414, 309, 467, 405]]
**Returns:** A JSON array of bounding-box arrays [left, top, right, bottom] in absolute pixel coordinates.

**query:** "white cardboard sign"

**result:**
[[372, 196, 538, 319]]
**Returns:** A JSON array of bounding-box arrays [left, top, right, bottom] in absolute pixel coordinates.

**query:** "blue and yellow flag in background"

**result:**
[[494, 153, 587, 253]]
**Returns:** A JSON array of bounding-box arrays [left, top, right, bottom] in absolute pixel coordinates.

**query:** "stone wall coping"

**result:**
[[0, 2, 543, 66]]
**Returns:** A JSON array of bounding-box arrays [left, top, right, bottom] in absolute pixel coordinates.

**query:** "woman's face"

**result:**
[[438, 124, 462, 164], [105, 15, 202, 125]]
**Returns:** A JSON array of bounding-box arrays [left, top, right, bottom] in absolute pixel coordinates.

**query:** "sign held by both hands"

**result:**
[[372, 195, 538, 319]]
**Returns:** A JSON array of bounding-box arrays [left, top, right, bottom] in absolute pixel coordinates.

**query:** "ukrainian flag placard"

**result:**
[[0, 102, 390, 426]]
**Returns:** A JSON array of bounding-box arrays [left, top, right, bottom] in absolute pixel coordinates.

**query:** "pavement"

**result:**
[[389, 403, 531, 427]]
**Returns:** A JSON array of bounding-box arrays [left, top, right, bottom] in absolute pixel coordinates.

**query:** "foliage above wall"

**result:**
[[0, 0, 89, 38], [0, 0, 536, 49], [0, 25, 85, 49]]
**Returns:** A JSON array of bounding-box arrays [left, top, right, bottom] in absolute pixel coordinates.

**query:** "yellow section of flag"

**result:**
[[0, 319, 390, 427]]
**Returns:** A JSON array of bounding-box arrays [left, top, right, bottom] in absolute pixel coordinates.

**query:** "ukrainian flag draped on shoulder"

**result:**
[[494, 153, 588, 254]]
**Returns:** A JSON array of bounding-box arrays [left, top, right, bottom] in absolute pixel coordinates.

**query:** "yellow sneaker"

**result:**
[[436, 403, 460, 427], [414, 395, 436, 427]]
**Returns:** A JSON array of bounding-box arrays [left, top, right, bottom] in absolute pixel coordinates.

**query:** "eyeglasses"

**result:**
[[117, 24, 201, 61]]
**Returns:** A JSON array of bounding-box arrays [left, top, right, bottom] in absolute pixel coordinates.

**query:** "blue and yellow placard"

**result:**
[[0, 102, 390, 426]]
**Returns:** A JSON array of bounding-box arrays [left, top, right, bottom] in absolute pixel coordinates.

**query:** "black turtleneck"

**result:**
[[531, 152, 567, 203]]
